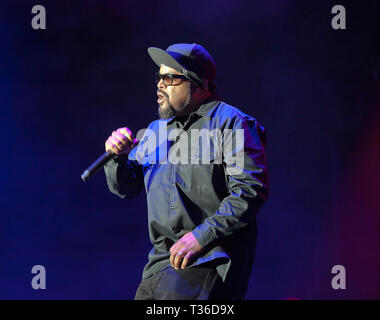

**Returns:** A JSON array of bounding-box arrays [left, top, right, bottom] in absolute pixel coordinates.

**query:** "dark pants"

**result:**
[[134, 265, 240, 300]]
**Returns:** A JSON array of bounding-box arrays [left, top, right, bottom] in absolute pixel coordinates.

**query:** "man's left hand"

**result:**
[[169, 232, 203, 270]]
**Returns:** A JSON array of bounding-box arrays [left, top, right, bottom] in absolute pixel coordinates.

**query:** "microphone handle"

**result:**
[[81, 151, 115, 182]]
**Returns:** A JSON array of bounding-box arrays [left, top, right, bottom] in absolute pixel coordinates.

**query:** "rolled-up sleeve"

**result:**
[[104, 152, 144, 199], [192, 117, 269, 248]]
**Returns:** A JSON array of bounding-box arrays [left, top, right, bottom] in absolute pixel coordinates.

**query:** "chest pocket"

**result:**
[[174, 157, 228, 216], [176, 152, 227, 193]]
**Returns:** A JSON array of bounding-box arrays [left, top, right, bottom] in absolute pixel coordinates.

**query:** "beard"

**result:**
[[157, 85, 192, 119]]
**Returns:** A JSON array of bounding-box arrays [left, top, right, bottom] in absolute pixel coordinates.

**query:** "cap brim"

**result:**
[[147, 47, 184, 73]]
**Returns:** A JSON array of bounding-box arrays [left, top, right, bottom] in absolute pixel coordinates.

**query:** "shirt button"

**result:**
[[170, 205, 174, 210], [172, 183, 175, 186]]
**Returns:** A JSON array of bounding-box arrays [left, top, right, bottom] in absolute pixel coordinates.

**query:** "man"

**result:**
[[104, 43, 269, 300]]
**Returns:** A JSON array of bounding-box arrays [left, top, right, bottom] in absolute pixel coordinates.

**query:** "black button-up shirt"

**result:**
[[104, 97, 269, 298]]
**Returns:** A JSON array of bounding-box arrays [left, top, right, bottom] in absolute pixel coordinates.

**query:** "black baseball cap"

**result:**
[[147, 43, 216, 91]]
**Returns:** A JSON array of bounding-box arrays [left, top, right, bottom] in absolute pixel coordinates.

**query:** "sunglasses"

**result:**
[[155, 72, 191, 86]]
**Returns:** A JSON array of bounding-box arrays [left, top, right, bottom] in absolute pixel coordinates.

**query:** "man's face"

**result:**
[[156, 65, 192, 119]]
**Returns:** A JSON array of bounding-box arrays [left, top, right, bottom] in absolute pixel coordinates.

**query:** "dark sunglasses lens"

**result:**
[[156, 73, 179, 86], [162, 74, 172, 85], [155, 73, 172, 85]]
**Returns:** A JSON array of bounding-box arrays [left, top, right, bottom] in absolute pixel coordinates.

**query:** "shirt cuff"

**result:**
[[192, 222, 218, 248]]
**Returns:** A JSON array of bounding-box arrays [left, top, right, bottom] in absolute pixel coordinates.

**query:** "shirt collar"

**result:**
[[167, 91, 221, 124]]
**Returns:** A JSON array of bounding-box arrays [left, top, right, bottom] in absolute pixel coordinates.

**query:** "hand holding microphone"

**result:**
[[105, 127, 138, 155], [81, 127, 138, 182]]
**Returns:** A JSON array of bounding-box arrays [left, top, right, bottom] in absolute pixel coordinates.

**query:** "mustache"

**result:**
[[157, 89, 168, 99]]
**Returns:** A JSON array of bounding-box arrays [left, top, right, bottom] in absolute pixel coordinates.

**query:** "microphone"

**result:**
[[81, 151, 116, 182]]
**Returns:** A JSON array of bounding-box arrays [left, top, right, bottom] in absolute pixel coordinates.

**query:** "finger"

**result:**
[[119, 127, 135, 142], [105, 140, 119, 154], [112, 131, 129, 146], [106, 139, 124, 154], [169, 246, 183, 267], [113, 132, 133, 150], [109, 144, 121, 155], [173, 251, 185, 270], [105, 140, 112, 152], [170, 250, 180, 267], [181, 251, 193, 269], [170, 242, 180, 254], [118, 128, 135, 145], [109, 137, 124, 152]]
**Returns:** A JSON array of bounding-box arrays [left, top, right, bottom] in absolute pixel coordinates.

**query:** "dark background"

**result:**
[[1, 0, 379, 299]]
